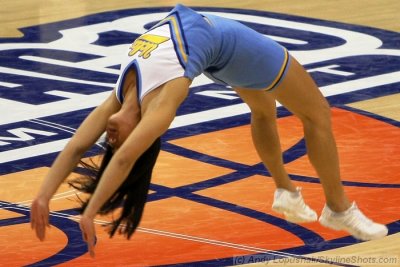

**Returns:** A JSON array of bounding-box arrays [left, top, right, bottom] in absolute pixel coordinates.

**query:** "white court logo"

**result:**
[[0, 7, 399, 165]]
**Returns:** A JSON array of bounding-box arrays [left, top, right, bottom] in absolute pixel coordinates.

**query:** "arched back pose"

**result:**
[[30, 4, 388, 257]]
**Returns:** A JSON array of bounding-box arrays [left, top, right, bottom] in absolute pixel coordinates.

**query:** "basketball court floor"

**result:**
[[0, 1, 399, 266]]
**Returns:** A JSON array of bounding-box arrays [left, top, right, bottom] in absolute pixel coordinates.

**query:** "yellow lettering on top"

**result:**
[[129, 34, 170, 59]]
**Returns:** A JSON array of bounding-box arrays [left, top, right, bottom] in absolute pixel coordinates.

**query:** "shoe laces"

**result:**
[[342, 203, 374, 228], [292, 187, 313, 212]]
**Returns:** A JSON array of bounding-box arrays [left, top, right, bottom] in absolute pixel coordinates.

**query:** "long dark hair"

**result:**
[[69, 138, 161, 239]]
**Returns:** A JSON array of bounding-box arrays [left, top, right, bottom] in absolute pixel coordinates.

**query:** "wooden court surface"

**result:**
[[0, 0, 399, 266]]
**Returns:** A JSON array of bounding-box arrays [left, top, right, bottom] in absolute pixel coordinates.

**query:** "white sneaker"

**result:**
[[319, 202, 388, 241], [272, 187, 318, 223]]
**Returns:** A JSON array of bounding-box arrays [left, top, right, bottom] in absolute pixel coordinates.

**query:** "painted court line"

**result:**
[[30, 119, 77, 134], [0, 201, 352, 266], [31, 118, 107, 149]]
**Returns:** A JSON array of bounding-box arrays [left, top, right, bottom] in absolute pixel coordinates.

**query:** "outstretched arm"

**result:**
[[30, 91, 121, 241], [79, 77, 190, 257]]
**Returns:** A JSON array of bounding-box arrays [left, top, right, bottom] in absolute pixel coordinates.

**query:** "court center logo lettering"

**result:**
[[0, 6, 399, 267]]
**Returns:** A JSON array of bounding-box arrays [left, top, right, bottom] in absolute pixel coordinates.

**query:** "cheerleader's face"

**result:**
[[106, 90, 141, 150]]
